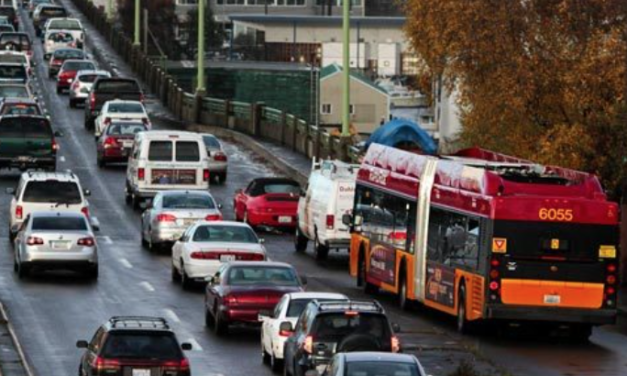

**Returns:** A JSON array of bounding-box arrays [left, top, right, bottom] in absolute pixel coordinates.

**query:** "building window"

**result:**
[[315, 0, 362, 5], [217, 0, 306, 5], [321, 104, 332, 114], [349, 104, 355, 114]]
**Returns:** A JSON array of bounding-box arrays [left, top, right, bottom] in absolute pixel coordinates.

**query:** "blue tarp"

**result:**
[[365, 119, 438, 155]]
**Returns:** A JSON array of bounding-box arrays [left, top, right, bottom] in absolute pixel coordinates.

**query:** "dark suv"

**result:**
[[76, 316, 192, 376], [282, 300, 401, 376], [0, 115, 60, 171]]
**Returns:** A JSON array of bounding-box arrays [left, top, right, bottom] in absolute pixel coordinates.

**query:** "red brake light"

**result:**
[[607, 264, 617, 273], [606, 275, 617, 285], [214, 152, 227, 162], [52, 138, 58, 152], [81, 207, 89, 217], [142, 117, 149, 125], [203, 169, 210, 182], [489, 269, 499, 279], [103, 137, 119, 149], [607, 286, 616, 295], [326, 214, 334, 229], [93, 356, 121, 371], [156, 213, 177, 222], [279, 329, 293, 337], [89, 92, 96, 110], [139, 93, 145, 103], [205, 214, 222, 221], [190, 251, 219, 260], [224, 295, 238, 305], [16, 205, 22, 220], [77, 237, 95, 247], [303, 335, 313, 354], [138, 168, 145, 180], [489, 281, 499, 291], [26, 236, 44, 246], [490, 259, 500, 267], [163, 358, 190, 371]]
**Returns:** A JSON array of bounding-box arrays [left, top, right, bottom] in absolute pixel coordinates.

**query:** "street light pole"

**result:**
[[133, 0, 140, 46], [106, 0, 113, 20], [197, 0, 206, 93], [341, 0, 350, 136]]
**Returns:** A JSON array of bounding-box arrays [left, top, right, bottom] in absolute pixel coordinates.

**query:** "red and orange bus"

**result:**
[[347, 144, 619, 338]]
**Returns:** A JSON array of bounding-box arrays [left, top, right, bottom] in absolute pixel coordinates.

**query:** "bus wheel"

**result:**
[[314, 237, 329, 260], [398, 273, 409, 310], [360, 255, 377, 294], [457, 285, 471, 334]]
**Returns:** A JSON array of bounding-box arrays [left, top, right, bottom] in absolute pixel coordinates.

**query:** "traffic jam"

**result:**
[[0, 1, 623, 376]]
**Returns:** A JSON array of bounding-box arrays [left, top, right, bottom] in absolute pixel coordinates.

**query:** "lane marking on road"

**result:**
[[119, 258, 133, 269], [139, 281, 155, 292], [186, 338, 203, 352], [164, 309, 181, 323], [97, 236, 112, 244], [59, 156, 66, 163]]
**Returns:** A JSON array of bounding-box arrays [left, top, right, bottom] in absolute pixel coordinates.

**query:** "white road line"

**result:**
[[139, 281, 155, 292], [119, 258, 133, 269], [97, 236, 113, 245], [164, 309, 181, 323], [59, 156, 65, 162], [186, 338, 203, 352]]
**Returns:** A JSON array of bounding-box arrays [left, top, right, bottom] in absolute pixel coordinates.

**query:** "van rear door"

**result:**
[[334, 180, 356, 233], [146, 139, 206, 189]]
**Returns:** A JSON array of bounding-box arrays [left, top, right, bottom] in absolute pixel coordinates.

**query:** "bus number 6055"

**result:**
[[539, 208, 574, 222]]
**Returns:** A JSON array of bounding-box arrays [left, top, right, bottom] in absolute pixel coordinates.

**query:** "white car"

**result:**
[[94, 100, 150, 138], [260, 292, 347, 371], [69, 69, 111, 108], [42, 18, 84, 48], [171, 221, 266, 289], [201, 133, 228, 183]]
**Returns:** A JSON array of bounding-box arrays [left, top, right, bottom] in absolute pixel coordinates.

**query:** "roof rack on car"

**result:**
[[108, 316, 170, 329], [314, 300, 385, 313]]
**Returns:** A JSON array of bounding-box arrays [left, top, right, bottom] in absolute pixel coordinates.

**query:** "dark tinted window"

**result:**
[[192, 225, 258, 243], [287, 299, 315, 318], [0, 117, 20, 137], [0, 34, 30, 49], [96, 80, 140, 92], [101, 332, 182, 360], [1, 104, 41, 115], [48, 32, 73, 42], [41, 8, 66, 17], [32, 217, 87, 231], [23, 181, 81, 203], [148, 141, 172, 161], [0, 65, 26, 79], [78, 74, 107, 83], [0, 117, 50, 138], [63, 61, 94, 71], [312, 313, 391, 341], [203, 135, 221, 149], [0, 7, 14, 17], [175, 141, 200, 162], [49, 20, 81, 30], [106, 123, 146, 136], [0, 55, 26, 64], [0, 25, 14, 33], [227, 266, 300, 287], [346, 362, 422, 376], [54, 49, 84, 59], [163, 194, 215, 209], [108, 102, 144, 113], [0, 85, 28, 97]]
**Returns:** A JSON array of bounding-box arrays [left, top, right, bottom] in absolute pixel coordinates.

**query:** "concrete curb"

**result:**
[[0, 303, 35, 376], [188, 124, 309, 187]]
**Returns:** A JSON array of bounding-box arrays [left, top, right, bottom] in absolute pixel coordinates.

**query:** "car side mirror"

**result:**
[[217, 203, 223, 209], [5, 187, 15, 195], [76, 340, 88, 349], [83, 189, 91, 196], [279, 321, 293, 334], [300, 275, 308, 285], [392, 323, 401, 333], [54, 130, 64, 137], [90, 217, 100, 232], [342, 214, 352, 226], [181, 343, 192, 351]]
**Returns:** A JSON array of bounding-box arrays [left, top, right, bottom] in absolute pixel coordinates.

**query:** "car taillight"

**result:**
[[163, 358, 190, 371], [303, 335, 313, 354], [93, 356, 120, 371], [156, 213, 177, 222], [26, 236, 44, 246], [71, 80, 79, 90], [142, 117, 149, 125], [138, 168, 145, 181], [213, 152, 227, 162], [52, 58, 61, 66], [203, 169, 210, 182], [89, 92, 96, 110], [139, 93, 145, 103], [81, 207, 89, 217], [237, 253, 265, 261], [190, 251, 219, 260], [205, 214, 222, 221], [224, 295, 238, 305], [16, 205, 22, 220], [52, 138, 58, 152], [279, 328, 293, 337], [391, 335, 400, 353], [104, 117, 111, 125], [326, 214, 334, 230], [103, 137, 119, 149], [77, 237, 95, 246]]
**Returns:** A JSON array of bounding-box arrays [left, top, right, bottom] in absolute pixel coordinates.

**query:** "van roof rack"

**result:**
[[314, 300, 385, 313], [108, 316, 169, 330]]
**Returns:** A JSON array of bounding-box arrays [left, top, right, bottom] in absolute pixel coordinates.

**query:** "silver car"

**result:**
[[69, 69, 110, 108], [202, 133, 228, 184], [141, 190, 223, 251], [13, 211, 99, 279]]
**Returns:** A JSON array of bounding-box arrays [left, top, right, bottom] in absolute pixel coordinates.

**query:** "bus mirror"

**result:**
[[354, 215, 363, 226], [342, 214, 352, 226]]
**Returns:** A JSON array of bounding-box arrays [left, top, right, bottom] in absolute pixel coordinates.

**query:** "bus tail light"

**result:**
[[489, 281, 500, 291], [489, 256, 501, 301], [604, 263, 617, 307], [326, 215, 334, 229]]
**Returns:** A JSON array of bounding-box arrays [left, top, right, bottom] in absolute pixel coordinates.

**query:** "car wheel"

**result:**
[[214, 309, 229, 336], [181, 261, 192, 290], [314, 237, 329, 260], [283, 356, 292, 376], [360, 254, 377, 294], [294, 227, 307, 253], [398, 272, 409, 310], [270, 351, 283, 372], [69, 99, 76, 108], [171, 262, 181, 282], [13, 256, 18, 273], [125, 184, 132, 205], [204, 308, 215, 327], [97, 157, 105, 168], [262, 339, 270, 365], [88, 265, 99, 280], [218, 172, 227, 184], [8, 228, 15, 243], [457, 285, 471, 334], [17, 261, 29, 279], [132, 194, 141, 210]]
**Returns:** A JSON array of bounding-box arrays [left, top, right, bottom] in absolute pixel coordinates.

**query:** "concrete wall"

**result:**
[[209, 0, 364, 17], [320, 73, 389, 134]]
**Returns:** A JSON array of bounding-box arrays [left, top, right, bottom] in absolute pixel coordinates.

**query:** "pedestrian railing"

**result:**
[[70, 0, 357, 164]]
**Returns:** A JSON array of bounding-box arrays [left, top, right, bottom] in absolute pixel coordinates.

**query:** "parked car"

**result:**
[[234, 177, 300, 229], [125, 131, 210, 209], [13, 211, 99, 279], [204, 261, 306, 335], [0, 5, 18, 31], [260, 292, 348, 371], [141, 190, 222, 252], [43, 30, 76, 59], [94, 99, 149, 138], [84, 77, 143, 129], [201, 133, 228, 183], [76, 316, 192, 376], [171, 221, 264, 289], [0, 83, 33, 99], [282, 300, 401, 376], [69, 69, 110, 108], [42, 17, 84, 48], [0, 63, 27, 83], [314, 352, 426, 376], [96, 121, 146, 167], [0, 98, 43, 115], [0, 116, 59, 175], [48, 48, 85, 78], [33, 4, 67, 36], [0, 32, 32, 58], [55, 59, 95, 93], [296, 160, 358, 260]]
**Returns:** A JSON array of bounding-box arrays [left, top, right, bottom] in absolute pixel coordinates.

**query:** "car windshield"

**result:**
[[0, 35, 30, 49], [49, 20, 81, 30], [312, 313, 391, 341], [106, 123, 146, 135], [0, 65, 26, 79], [101, 332, 182, 360], [203, 135, 221, 149], [192, 225, 257, 243], [48, 32, 73, 42], [31, 217, 87, 231], [162, 194, 216, 209], [0, 85, 27, 97], [287, 298, 344, 318], [346, 362, 422, 376], [264, 183, 300, 194], [97, 80, 139, 92], [0, 55, 26, 64], [22, 181, 82, 204], [0, 117, 50, 137], [54, 49, 84, 59], [227, 266, 300, 286], [63, 61, 94, 71], [41, 8, 66, 17], [2, 104, 41, 115], [108, 102, 144, 113]]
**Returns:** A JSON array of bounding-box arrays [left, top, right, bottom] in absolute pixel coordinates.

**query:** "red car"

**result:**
[[96, 121, 147, 167], [204, 261, 305, 335], [233, 177, 300, 228], [56, 59, 96, 93]]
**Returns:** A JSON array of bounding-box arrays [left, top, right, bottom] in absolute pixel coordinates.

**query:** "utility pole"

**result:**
[[143, 8, 148, 54], [133, 0, 140, 46], [341, 0, 350, 136], [106, 0, 114, 20], [197, 0, 206, 93]]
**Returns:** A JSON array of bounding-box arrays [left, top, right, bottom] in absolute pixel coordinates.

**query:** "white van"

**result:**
[[295, 159, 359, 259], [125, 131, 210, 209]]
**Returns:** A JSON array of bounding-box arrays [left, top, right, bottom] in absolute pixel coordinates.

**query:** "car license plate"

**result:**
[[220, 255, 236, 262], [544, 294, 561, 305], [132, 369, 151, 376], [278, 216, 292, 223], [17, 156, 32, 162], [51, 241, 71, 250], [122, 140, 133, 148]]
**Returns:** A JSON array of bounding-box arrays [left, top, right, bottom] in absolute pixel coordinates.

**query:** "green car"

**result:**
[[0, 115, 60, 171]]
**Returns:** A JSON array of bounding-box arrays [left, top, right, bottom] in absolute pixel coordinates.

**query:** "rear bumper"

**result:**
[[23, 249, 98, 265], [248, 211, 297, 228], [185, 259, 220, 280], [220, 306, 269, 324], [57, 80, 73, 89], [324, 238, 351, 249], [487, 305, 617, 325], [151, 226, 186, 244], [0, 156, 55, 170]]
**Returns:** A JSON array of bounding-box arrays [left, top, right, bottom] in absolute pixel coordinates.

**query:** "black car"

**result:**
[[76, 316, 192, 376], [282, 300, 401, 376], [0, 115, 60, 171], [313, 352, 426, 376], [0, 6, 18, 31]]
